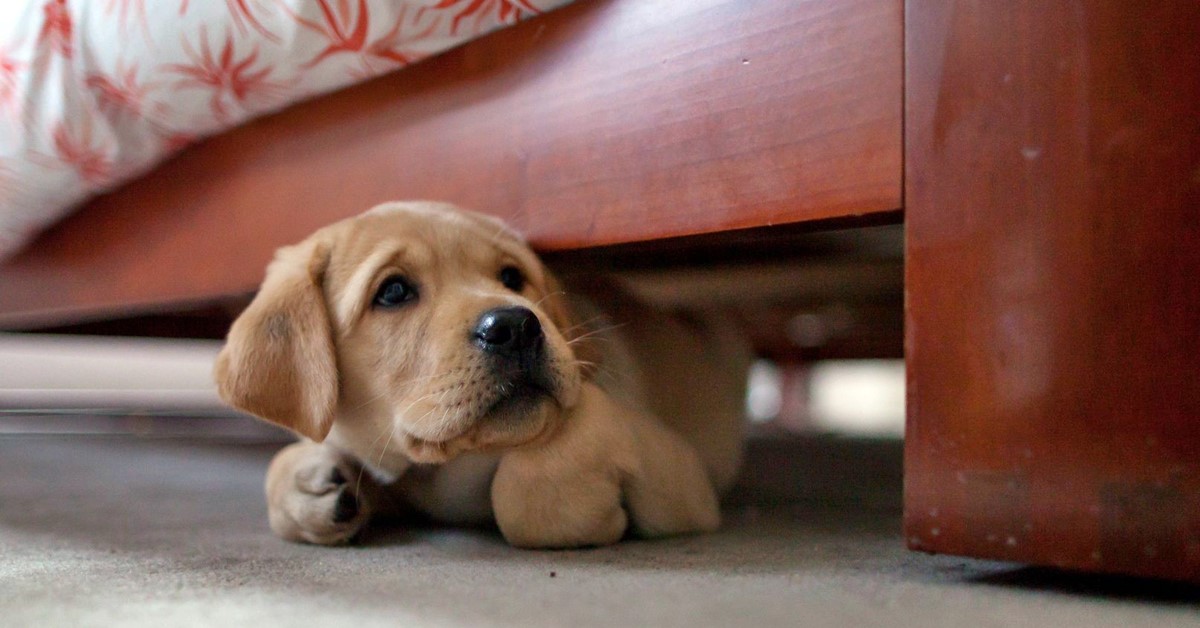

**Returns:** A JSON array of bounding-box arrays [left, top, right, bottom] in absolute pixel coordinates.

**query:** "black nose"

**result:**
[[473, 307, 543, 355]]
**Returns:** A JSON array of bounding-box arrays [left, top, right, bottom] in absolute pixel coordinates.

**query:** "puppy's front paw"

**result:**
[[266, 442, 372, 545], [492, 454, 628, 549]]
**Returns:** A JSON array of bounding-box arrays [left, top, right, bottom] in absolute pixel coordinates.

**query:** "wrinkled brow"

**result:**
[[481, 232, 544, 281], [334, 244, 405, 329]]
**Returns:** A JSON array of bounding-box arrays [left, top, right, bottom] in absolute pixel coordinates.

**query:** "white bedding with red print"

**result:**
[[0, 0, 573, 259]]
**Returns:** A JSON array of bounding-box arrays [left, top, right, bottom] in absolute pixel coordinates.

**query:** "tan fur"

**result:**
[[214, 201, 747, 548], [492, 383, 720, 548], [214, 239, 338, 442]]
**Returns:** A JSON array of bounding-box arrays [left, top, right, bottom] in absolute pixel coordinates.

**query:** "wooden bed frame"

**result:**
[[2, 0, 1197, 582], [0, 0, 901, 327]]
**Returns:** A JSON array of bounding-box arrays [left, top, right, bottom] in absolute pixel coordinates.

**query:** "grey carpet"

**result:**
[[0, 429, 1196, 627]]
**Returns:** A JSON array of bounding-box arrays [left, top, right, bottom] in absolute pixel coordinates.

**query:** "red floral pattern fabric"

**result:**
[[0, 0, 572, 258]]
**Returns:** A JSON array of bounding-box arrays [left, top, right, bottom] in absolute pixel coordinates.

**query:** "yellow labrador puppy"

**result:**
[[214, 201, 747, 548]]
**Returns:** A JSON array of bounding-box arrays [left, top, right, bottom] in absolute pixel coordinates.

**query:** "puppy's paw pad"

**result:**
[[331, 488, 360, 523], [294, 458, 358, 496], [328, 466, 347, 486], [271, 461, 372, 545]]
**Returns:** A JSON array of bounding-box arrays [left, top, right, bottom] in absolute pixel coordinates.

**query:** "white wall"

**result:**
[[0, 333, 228, 413]]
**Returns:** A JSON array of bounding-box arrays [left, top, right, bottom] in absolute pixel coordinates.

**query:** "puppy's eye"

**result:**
[[499, 266, 526, 292], [372, 275, 418, 308]]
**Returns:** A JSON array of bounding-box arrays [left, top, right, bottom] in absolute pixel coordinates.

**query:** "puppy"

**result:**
[[214, 201, 748, 547]]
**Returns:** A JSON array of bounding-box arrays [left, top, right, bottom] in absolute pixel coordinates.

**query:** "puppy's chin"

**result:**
[[395, 350, 583, 464], [401, 393, 564, 464]]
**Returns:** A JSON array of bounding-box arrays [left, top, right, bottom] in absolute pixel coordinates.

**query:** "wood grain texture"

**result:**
[[0, 0, 901, 327], [904, 0, 1200, 581]]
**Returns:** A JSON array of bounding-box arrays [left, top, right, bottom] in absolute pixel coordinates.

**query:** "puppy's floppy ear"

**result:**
[[214, 239, 339, 442]]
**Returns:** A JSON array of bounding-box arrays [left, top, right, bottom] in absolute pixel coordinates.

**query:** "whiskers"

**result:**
[[559, 314, 605, 337], [565, 322, 626, 346], [348, 371, 447, 411], [375, 424, 398, 469], [532, 290, 566, 309], [568, 356, 622, 387], [523, 289, 625, 349], [353, 384, 459, 498]]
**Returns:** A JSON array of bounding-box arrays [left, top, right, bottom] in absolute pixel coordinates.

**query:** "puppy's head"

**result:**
[[215, 202, 583, 464]]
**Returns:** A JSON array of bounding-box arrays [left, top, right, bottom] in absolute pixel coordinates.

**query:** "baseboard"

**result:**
[[0, 333, 232, 415]]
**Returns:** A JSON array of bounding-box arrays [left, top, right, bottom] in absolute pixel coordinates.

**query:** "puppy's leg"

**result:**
[[492, 451, 628, 549], [492, 384, 720, 548], [621, 413, 721, 538], [491, 386, 632, 548], [265, 441, 379, 545]]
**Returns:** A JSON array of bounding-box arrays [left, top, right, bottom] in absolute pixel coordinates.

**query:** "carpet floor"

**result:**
[[0, 428, 1196, 627]]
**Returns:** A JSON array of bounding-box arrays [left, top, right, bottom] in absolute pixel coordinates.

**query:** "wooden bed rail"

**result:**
[[0, 0, 901, 328]]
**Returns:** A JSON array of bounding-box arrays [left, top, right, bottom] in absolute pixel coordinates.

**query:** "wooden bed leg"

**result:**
[[904, 0, 1200, 581]]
